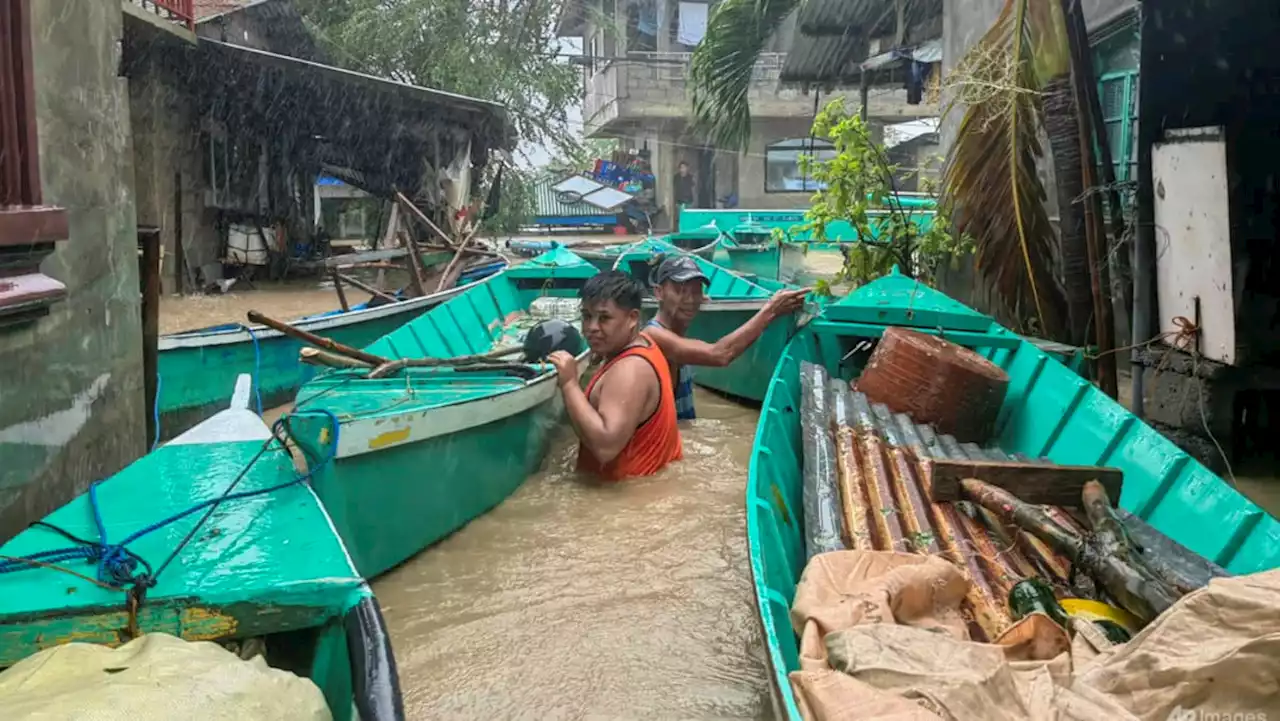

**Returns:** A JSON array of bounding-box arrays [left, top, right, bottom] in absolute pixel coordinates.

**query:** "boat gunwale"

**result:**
[[158, 259, 510, 351]]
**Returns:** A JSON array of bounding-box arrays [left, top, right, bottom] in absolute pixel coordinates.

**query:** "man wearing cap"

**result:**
[[645, 255, 809, 420]]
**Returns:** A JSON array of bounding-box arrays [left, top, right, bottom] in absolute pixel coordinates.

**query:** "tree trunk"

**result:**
[[1043, 75, 1093, 348]]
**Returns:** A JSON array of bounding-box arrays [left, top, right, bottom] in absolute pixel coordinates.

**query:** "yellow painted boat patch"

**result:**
[[369, 427, 411, 449]]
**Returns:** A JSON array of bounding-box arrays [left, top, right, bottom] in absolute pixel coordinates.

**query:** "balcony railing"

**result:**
[[612, 51, 787, 83], [129, 0, 195, 31]]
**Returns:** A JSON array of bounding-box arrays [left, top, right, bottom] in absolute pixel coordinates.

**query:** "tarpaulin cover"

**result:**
[[789, 550, 1280, 721], [0, 633, 331, 721]]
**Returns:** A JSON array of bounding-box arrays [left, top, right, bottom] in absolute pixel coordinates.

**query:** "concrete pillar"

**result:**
[[656, 0, 671, 53]]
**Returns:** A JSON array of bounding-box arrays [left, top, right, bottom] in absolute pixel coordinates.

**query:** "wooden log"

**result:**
[[334, 272, 399, 305], [927, 458, 1123, 508], [300, 347, 371, 369], [400, 230, 428, 298], [330, 270, 350, 312], [395, 191, 454, 246], [366, 345, 524, 379], [799, 361, 846, 560], [247, 310, 389, 367], [854, 326, 1009, 444], [435, 230, 476, 293]]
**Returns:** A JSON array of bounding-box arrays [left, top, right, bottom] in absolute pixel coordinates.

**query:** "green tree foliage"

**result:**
[[794, 98, 972, 293], [293, 0, 581, 158]]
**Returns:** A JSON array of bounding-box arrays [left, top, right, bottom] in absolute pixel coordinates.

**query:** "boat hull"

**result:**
[[0, 375, 402, 721], [672, 303, 793, 403], [721, 241, 806, 283], [747, 279, 1280, 720], [293, 377, 570, 579], [156, 275, 499, 440]]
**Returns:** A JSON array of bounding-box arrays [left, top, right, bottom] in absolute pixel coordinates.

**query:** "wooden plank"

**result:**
[[139, 226, 162, 445], [395, 190, 454, 246], [321, 248, 409, 269], [329, 269, 350, 312], [334, 272, 399, 305], [247, 310, 389, 366], [930, 458, 1122, 508], [400, 230, 428, 298]]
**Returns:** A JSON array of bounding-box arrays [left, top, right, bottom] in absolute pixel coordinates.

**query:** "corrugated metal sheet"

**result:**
[[532, 178, 617, 219]]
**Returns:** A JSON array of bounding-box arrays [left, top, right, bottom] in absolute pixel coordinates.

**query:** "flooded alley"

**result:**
[[373, 390, 773, 721]]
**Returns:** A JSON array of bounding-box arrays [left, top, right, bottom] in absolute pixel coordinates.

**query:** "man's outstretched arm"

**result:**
[[549, 353, 653, 464], [648, 288, 810, 367]]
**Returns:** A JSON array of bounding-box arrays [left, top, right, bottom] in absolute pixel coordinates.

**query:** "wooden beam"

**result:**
[[400, 229, 428, 298], [247, 310, 389, 366], [929, 458, 1123, 508], [330, 269, 350, 312], [395, 190, 454, 246], [334, 272, 399, 304]]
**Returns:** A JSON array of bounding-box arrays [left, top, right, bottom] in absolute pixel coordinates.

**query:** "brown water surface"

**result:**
[[372, 389, 773, 721]]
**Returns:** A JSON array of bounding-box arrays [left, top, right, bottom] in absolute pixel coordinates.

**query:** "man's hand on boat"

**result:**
[[547, 350, 579, 388], [764, 288, 811, 320]]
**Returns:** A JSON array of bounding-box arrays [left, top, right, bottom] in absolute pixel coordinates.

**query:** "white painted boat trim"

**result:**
[[641, 298, 767, 312], [158, 263, 507, 351], [168, 374, 272, 445], [333, 350, 592, 459]]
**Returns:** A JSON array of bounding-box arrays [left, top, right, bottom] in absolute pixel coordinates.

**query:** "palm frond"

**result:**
[[941, 0, 1072, 340], [689, 0, 802, 150]]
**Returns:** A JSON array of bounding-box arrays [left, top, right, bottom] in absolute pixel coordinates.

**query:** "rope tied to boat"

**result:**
[[0, 409, 341, 634]]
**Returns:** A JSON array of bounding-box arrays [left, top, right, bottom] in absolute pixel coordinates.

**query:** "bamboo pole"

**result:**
[[247, 310, 389, 366], [330, 270, 350, 312], [366, 345, 524, 379], [434, 223, 482, 293], [400, 229, 429, 298], [335, 272, 399, 305], [395, 191, 455, 246], [300, 347, 372, 369]]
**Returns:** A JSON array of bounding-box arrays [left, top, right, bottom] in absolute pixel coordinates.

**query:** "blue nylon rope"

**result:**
[[0, 410, 340, 591], [150, 374, 163, 452]]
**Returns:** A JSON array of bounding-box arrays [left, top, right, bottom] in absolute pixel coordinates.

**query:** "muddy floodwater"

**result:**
[[372, 390, 773, 721]]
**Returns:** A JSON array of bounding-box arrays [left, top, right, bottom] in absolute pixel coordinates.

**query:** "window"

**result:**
[[1, 0, 69, 327], [764, 138, 836, 193]]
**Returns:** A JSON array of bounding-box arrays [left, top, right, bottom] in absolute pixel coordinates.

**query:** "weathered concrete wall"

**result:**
[[129, 52, 218, 294], [0, 0, 145, 539]]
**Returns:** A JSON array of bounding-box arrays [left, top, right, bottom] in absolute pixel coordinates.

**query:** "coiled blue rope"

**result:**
[[0, 409, 340, 592]]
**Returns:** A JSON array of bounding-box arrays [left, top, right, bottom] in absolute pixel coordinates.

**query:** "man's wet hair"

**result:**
[[580, 270, 644, 312]]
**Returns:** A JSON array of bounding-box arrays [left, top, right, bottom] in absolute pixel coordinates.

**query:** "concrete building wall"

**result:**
[[130, 57, 219, 294], [0, 0, 145, 539]]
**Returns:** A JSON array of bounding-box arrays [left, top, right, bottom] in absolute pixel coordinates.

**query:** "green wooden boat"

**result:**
[[286, 247, 598, 579], [156, 257, 509, 442], [747, 269, 1280, 720], [0, 375, 402, 721], [719, 219, 809, 284], [679, 207, 938, 251], [572, 232, 720, 272]]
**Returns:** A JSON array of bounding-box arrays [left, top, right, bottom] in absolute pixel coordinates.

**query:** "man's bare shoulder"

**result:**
[[596, 354, 659, 393]]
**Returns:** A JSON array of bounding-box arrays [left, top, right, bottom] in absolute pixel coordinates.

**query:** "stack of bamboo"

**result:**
[[797, 330, 1229, 641]]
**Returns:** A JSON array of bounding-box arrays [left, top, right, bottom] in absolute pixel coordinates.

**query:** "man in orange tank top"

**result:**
[[546, 271, 683, 481]]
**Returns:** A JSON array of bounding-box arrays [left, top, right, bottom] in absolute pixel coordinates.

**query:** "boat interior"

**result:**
[[749, 284, 1280, 716]]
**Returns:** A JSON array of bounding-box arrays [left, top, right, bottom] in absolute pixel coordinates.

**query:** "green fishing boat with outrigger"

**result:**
[[0, 375, 402, 721], [156, 255, 509, 441], [506, 228, 723, 272], [285, 246, 598, 579], [746, 268, 1280, 720]]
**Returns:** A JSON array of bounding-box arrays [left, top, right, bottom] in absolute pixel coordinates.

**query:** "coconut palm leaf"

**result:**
[[941, 0, 1072, 339], [689, 0, 803, 150]]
